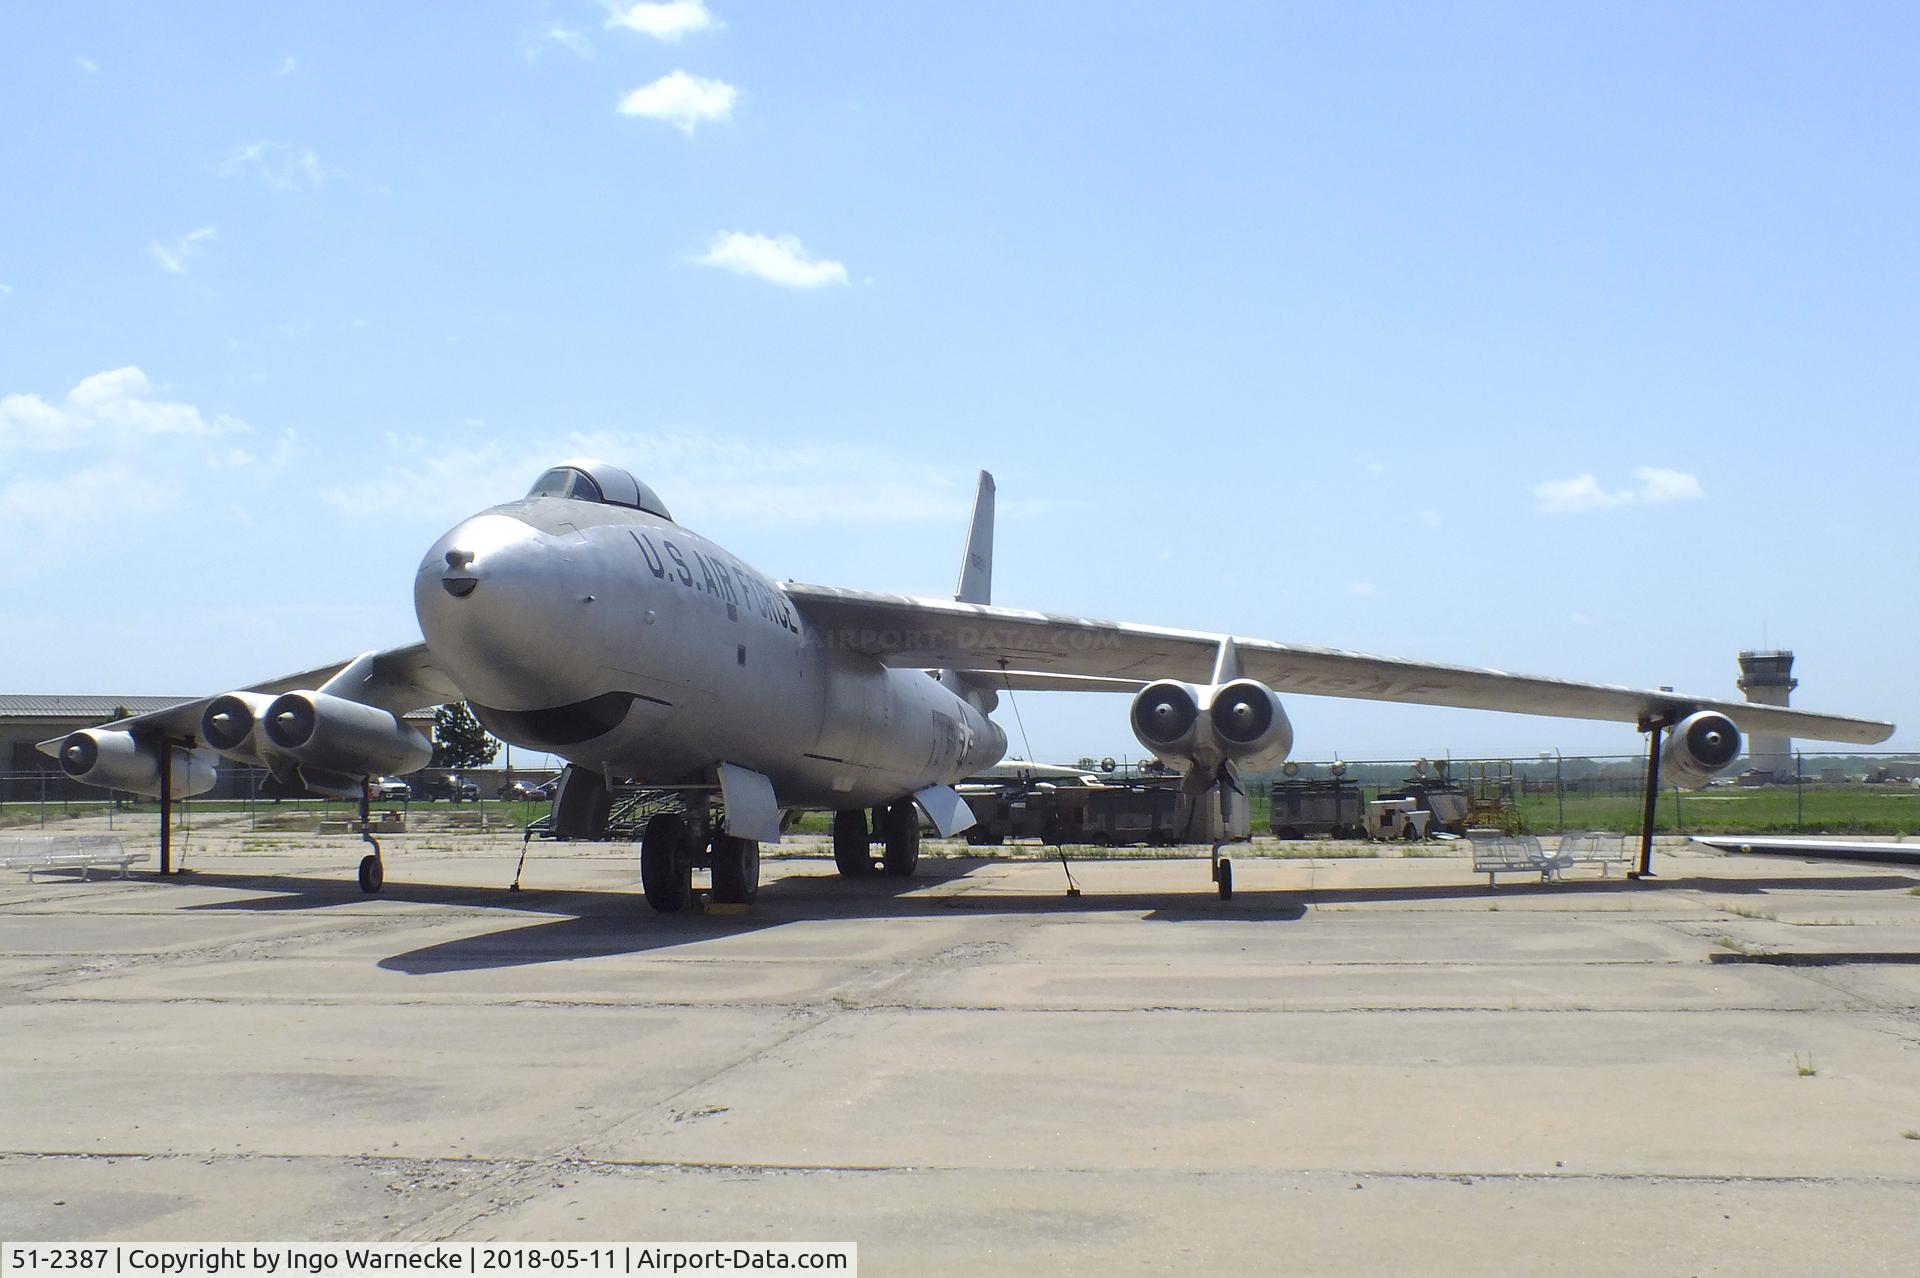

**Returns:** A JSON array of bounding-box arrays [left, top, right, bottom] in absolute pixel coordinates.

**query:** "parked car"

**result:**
[[498, 776, 559, 801], [420, 775, 480, 802], [369, 777, 413, 802]]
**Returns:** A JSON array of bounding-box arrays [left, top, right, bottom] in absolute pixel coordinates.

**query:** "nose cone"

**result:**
[[415, 513, 581, 709]]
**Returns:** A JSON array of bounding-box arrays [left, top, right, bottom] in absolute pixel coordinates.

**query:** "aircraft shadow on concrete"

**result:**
[[163, 858, 1914, 975]]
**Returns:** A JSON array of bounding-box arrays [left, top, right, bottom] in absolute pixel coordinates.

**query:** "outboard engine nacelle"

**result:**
[[1130, 681, 1205, 763], [1208, 679, 1295, 771], [58, 730, 217, 798], [1661, 711, 1743, 789], [200, 692, 279, 765], [262, 691, 433, 778]]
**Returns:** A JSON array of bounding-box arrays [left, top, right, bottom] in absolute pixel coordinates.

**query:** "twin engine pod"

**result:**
[[57, 730, 216, 799], [1129, 678, 1295, 771], [199, 690, 432, 778], [1660, 710, 1743, 789]]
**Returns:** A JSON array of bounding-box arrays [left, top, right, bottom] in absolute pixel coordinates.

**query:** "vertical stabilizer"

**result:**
[[955, 470, 994, 605]]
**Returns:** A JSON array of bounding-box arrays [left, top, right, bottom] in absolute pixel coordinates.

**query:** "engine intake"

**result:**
[[1207, 679, 1295, 771], [1130, 681, 1203, 758], [1661, 710, 1743, 789], [58, 730, 216, 798], [263, 691, 432, 778], [200, 692, 278, 764]]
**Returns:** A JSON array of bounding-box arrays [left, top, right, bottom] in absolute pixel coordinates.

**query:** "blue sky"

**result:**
[[2, 1, 1915, 763]]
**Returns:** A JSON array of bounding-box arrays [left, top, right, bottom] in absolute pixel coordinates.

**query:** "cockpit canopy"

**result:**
[[525, 459, 672, 521]]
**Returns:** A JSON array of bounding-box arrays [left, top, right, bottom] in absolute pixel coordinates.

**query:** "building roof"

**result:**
[[0, 695, 435, 723], [0, 695, 195, 718]]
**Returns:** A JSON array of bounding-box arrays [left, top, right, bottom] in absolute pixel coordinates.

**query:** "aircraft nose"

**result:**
[[414, 514, 579, 707]]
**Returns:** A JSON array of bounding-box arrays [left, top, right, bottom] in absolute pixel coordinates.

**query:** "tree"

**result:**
[[430, 702, 499, 769]]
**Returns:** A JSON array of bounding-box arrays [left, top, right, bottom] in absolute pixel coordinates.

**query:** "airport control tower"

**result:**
[[1737, 650, 1798, 779]]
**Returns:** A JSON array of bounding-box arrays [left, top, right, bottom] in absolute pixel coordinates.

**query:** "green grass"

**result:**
[[1513, 785, 1917, 836]]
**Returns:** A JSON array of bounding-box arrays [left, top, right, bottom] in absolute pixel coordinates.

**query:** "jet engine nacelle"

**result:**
[[262, 691, 432, 778], [57, 730, 217, 798], [1207, 678, 1295, 772], [200, 691, 279, 765], [1660, 710, 1743, 789], [1130, 678, 1294, 771]]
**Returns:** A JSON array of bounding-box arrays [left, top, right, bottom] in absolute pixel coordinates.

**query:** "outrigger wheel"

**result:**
[[832, 810, 873, 878], [1214, 856, 1233, 901], [641, 812, 693, 912], [710, 833, 760, 904], [357, 853, 384, 894]]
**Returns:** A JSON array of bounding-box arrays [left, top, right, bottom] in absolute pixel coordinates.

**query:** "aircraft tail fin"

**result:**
[[955, 470, 994, 605]]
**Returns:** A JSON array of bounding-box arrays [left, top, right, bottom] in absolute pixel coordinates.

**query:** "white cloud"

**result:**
[[0, 370, 296, 579], [1632, 465, 1705, 504], [221, 141, 329, 191], [1416, 509, 1443, 527], [1533, 466, 1706, 514], [0, 367, 242, 452], [605, 0, 721, 41], [76, 56, 98, 74], [617, 70, 736, 133], [1346, 580, 1377, 598], [527, 21, 593, 60], [0, 283, 12, 297], [276, 54, 298, 76], [692, 231, 848, 289], [147, 225, 217, 275]]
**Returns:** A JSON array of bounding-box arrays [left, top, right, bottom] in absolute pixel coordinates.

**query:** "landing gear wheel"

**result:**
[[882, 801, 920, 878], [358, 854, 384, 894], [711, 834, 760, 904], [641, 813, 693, 913], [833, 810, 873, 878], [1216, 857, 1234, 900]]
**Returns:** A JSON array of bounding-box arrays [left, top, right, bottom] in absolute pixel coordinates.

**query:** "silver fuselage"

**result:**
[[413, 496, 1007, 809]]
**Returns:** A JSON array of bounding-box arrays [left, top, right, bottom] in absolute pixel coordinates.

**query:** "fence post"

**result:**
[[1555, 751, 1564, 833], [1795, 752, 1804, 828], [39, 771, 46, 830]]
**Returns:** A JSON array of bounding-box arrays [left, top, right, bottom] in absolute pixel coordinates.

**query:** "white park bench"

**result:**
[[0, 834, 145, 882], [1470, 829, 1635, 886], [1469, 831, 1552, 885], [1551, 831, 1634, 879]]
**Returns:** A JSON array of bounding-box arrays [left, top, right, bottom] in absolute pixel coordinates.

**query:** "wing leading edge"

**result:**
[[34, 642, 462, 758], [784, 585, 1894, 746]]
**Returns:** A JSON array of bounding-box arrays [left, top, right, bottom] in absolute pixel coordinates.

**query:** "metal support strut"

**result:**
[[1628, 715, 1673, 880], [157, 735, 173, 876]]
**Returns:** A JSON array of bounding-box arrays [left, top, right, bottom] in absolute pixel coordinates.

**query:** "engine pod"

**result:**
[[200, 691, 278, 764], [59, 729, 217, 798], [1130, 681, 1203, 761], [263, 691, 432, 778], [1660, 710, 1743, 789]]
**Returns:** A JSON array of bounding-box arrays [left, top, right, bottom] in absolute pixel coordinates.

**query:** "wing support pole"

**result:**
[[157, 734, 174, 876], [1628, 712, 1676, 880]]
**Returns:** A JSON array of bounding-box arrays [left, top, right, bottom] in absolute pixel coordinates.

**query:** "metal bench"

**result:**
[[1469, 831, 1552, 885], [1550, 831, 1633, 879], [0, 834, 144, 882]]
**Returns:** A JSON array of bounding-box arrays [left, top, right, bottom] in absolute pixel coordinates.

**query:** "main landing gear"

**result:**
[[639, 805, 761, 913], [357, 782, 385, 894], [831, 802, 920, 879]]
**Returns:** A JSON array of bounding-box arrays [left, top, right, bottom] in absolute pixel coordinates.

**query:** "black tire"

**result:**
[[1274, 826, 1301, 841], [1216, 857, 1233, 900], [833, 810, 873, 877], [641, 813, 692, 912], [882, 801, 920, 877], [711, 834, 760, 904], [358, 853, 384, 894]]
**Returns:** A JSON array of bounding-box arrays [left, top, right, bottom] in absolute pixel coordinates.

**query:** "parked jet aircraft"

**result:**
[[43, 461, 1896, 911]]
